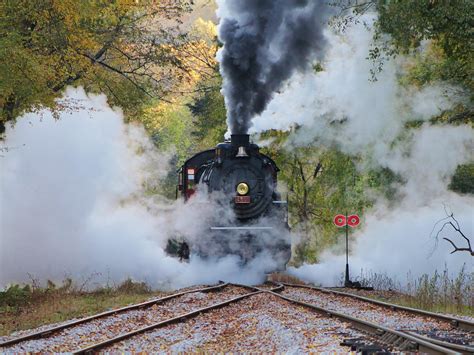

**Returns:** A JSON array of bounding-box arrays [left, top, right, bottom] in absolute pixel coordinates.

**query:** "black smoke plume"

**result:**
[[218, 0, 331, 134]]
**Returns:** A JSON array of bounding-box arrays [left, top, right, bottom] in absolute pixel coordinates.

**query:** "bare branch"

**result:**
[[313, 162, 323, 179], [297, 158, 307, 184], [432, 209, 473, 257], [443, 237, 474, 256], [81, 53, 174, 104]]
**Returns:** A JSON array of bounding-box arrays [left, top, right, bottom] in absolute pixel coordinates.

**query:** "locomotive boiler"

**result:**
[[166, 134, 291, 270]]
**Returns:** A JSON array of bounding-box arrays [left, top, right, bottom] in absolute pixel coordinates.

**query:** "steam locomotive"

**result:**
[[166, 134, 291, 270]]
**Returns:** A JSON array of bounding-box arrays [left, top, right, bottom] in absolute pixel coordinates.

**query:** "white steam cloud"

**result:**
[[250, 15, 473, 285], [0, 88, 277, 290]]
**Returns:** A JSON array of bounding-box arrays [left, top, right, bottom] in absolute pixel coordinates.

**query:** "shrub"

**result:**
[[0, 284, 32, 308], [115, 278, 151, 294]]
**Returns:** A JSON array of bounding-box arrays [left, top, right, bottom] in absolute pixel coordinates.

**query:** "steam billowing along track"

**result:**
[[1, 282, 472, 353]]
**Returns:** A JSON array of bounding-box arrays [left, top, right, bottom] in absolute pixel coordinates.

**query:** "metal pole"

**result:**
[[345, 212, 350, 286]]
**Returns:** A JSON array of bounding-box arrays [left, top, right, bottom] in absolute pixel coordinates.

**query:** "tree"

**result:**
[[375, 0, 473, 92], [0, 0, 193, 135], [449, 164, 474, 194], [164, 18, 219, 93], [329, 2, 474, 205], [187, 77, 226, 151], [432, 210, 473, 256], [130, 16, 222, 198], [330, 0, 473, 104], [260, 130, 379, 263]]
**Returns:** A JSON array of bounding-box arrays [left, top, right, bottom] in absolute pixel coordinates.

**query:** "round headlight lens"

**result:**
[[237, 182, 249, 195]]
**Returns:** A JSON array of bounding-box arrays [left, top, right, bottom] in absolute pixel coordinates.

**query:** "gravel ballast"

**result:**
[[104, 292, 368, 353], [282, 286, 473, 346], [0, 285, 249, 353]]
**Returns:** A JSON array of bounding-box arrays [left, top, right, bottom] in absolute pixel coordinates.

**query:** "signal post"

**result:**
[[333, 213, 361, 287]]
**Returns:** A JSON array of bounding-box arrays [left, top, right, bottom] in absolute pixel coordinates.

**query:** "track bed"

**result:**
[[1, 281, 472, 353]]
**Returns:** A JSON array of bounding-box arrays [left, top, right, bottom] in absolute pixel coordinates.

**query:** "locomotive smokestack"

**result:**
[[231, 134, 250, 148]]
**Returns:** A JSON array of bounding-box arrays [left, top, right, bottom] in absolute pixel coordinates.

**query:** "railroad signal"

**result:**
[[333, 214, 346, 227], [333, 213, 361, 288], [333, 214, 360, 227], [347, 214, 360, 227]]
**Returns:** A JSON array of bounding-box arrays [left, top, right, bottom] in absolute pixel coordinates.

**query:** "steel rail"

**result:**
[[239, 282, 285, 293], [263, 288, 459, 355], [405, 331, 474, 354], [73, 283, 282, 354], [74, 290, 261, 353], [282, 282, 474, 332], [0, 282, 228, 348]]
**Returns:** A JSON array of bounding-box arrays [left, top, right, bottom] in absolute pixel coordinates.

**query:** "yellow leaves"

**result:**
[[165, 37, 217, 82], [141, 101, 182, 132], [191, 18, 217, 43], [159, 17, 218, 93], [51, 0, 81, 26]]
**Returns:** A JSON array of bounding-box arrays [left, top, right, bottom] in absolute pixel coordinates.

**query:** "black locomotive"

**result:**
[[166, 134, 291, 270]]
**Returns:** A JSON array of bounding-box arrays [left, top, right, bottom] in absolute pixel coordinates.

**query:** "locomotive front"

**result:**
[[202, 134, 280, 219], [170, 134, 291, 269]]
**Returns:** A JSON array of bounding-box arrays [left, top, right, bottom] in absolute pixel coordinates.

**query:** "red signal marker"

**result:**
[[347, 214, 360, 227], [333, 214, 346, 227]]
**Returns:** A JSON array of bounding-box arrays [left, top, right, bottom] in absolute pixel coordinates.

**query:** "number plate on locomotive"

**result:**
[[235, 196, 251, 204]]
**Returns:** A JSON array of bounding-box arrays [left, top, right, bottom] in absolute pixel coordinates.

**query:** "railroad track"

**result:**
[[72, 283, 276, 354], [0, 283, 279, 353], [0, 282, 249, 352], [1, 281, 471, 353], [73, 283, 369, 353], [283, 282, 473, 331], [276, 282, 474, 354]]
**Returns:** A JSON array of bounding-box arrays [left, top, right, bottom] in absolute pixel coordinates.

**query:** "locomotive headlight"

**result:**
[[237, 182, 249, 195]]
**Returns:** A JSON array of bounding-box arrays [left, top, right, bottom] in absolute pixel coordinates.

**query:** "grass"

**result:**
[[352, 264, 474, 317], [0, 278, 168, 336]]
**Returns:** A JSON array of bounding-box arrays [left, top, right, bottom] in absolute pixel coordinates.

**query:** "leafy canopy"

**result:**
[[0, 0, 192, 134]]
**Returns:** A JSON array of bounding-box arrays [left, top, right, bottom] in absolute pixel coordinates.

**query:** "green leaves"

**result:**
[[449, 164, 474, 194], [375, 0, 474, 91], [0, 284, 32, 309], [259, 130, 393, 263], [188, 77, 227, 151], [331, 1, 473, 92]]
